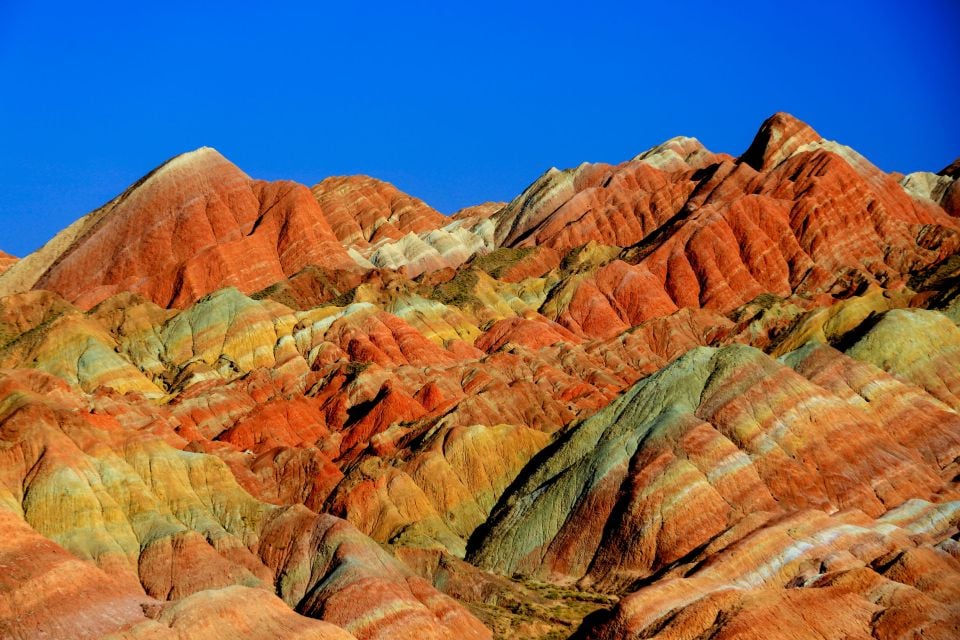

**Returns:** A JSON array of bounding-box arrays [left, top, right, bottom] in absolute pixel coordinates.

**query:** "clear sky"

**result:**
[[1, 0, 958, 256]]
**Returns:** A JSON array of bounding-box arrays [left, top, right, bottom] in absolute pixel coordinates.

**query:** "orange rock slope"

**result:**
[[0, 148, 360, 310], [0, 250, 16, 275], [1, 113, 959, 640]]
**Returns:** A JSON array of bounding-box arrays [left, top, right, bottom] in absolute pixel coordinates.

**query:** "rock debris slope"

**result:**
[[1, 113, 959, 640]]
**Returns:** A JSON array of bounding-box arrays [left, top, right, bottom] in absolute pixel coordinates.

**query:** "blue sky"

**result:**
[[1, 0, 958, 256]]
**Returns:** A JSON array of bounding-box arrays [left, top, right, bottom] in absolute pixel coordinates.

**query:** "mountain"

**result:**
[[312, 175, 448, 248], [308, 176, 497, 279], [0, 148, 360, 309], [1, 114, 958, 640]]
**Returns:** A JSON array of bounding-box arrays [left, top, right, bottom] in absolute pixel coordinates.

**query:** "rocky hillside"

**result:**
[[1, 113, 958, 640]]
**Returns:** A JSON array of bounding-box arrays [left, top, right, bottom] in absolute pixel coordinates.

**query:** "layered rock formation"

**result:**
[[308, 176, 498, 278], [0, 149, 360, 309], [577, 500, 960, 640], [312, 175, 448, 248], [469, 339, 959, 586], [1, 113, 958, 639]]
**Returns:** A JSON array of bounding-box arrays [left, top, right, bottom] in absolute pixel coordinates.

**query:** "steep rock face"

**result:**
[[902, 157, 960, 217], [0, 148, 359, 309], [939, 162, 960, 223], [738, 111, 822, 171]]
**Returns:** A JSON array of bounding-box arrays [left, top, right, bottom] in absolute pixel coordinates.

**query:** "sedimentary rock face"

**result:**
[[1, 113, 958, 640]]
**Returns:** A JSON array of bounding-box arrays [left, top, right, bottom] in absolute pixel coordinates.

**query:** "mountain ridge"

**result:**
[[1, 112, 958, 640]]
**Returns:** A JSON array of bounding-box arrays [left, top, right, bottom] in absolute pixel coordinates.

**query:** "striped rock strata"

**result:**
[[1, 113, 958, 639]]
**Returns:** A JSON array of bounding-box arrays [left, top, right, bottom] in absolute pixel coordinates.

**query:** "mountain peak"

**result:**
[[149, 146, 245, 182], [740, 112, 821, 171], [633, 136, 726, 171], [0, 147, 355, 309], [170, 145, 225, 165]]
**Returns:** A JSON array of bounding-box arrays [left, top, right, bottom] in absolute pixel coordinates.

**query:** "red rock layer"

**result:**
[[578, 503, 960, 640], [517, 115, 960, 340], [450, 202, 504, 222], [738, 111, 822, 171], [7, 148, 359, 309], [494, 158, 703, 250], [1, 112, 958, 639], [470, 343, 960, 590], [312, 175, 447, 248]]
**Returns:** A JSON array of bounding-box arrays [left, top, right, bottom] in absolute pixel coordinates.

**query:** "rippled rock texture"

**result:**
[[1, 113, 958, 639]]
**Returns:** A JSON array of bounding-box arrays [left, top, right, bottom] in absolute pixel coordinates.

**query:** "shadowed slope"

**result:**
[[469, 340, 959, 588]]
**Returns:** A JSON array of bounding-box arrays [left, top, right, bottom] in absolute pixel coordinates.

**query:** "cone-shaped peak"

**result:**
[[1, 143, 355, 309], [174, 145, 224, 161], [740, 112, 821, 171], [633, 136, 724, 171], [153, 146, 246, 180]]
